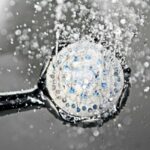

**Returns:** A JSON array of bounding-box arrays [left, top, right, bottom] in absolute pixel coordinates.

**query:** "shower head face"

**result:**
[[46, 41, 125, 123]]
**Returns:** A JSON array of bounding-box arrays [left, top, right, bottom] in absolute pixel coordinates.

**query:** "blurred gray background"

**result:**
[[0, 0, 150, 150]]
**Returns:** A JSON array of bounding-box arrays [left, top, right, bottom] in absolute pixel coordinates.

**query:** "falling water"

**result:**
[[5, 0, 149, 88]]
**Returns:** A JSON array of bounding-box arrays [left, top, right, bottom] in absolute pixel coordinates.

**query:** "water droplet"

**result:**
[[93, 130, 99, 137], [144, 62, 149, 68], [144, 86, 150, 93], [120, 19, 126, 25]]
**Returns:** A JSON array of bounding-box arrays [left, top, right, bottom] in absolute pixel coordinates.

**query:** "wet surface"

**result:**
[[0, 0, 150, 150]]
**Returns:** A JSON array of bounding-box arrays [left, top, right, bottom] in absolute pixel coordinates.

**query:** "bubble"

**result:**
[[29, 124, 34, 129], [144, 62, 149, 68], [77, 128, 84, 135], [34, 4, 42, 12], [15, 30, 22, 36], [112, 0, 118, 3], [93, 130, 99, 137], [144, 86, 150, 93], [9, 0, 16, 6], [0, 29, 7, 35], [120, 19, 126, 25], [117, 123, 122, 128], [56, 0, 64, 4]]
